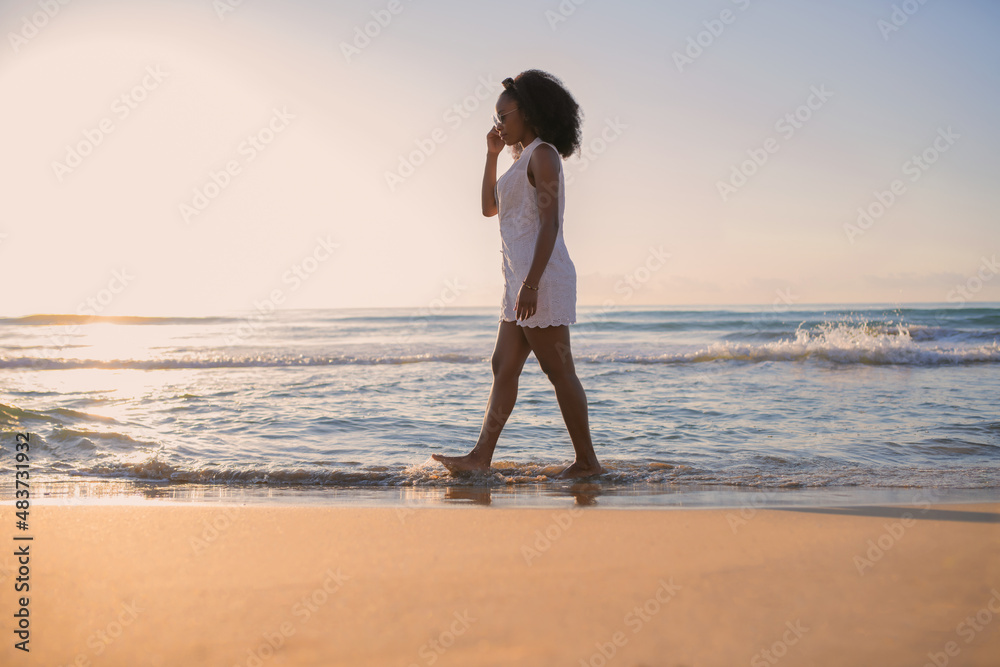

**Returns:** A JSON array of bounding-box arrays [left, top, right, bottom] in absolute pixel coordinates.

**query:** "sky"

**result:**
[[2, 0, 999, 316]]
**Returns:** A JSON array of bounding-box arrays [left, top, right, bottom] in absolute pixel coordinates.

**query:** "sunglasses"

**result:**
[[492, 107, 519, 128]]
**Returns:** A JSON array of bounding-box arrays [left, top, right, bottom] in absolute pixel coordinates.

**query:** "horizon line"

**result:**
[[4, 301, 1000, 321]]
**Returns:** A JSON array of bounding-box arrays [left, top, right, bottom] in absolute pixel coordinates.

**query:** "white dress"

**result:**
[[496, 136, 577, 328]]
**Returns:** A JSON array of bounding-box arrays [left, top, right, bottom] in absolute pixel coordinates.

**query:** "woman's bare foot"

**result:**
[[431, 452, 491, 474], [555, 460, 604, 479]]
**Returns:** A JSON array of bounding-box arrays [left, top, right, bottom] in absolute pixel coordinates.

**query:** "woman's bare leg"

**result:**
[[521, 324, 603, 479], [432, 320, 532, 473]]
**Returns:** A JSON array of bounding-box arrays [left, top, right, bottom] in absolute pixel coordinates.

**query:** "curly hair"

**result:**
[[501, 69, 583, 160]]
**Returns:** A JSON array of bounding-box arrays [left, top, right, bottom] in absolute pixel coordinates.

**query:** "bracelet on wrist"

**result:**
[[522, 279, 538, 291]]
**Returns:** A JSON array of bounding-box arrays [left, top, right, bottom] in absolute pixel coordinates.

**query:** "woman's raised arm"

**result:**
[[482, 127, 503, 217]]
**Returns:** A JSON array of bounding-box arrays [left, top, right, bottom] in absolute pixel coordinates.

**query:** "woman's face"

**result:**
[[493, 93, 523, 145]]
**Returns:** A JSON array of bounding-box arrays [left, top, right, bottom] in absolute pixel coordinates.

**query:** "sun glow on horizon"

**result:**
[[2, 0, 998, 318]]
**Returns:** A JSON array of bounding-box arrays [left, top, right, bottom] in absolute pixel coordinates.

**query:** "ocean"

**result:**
[[1, 304, 998, 508]]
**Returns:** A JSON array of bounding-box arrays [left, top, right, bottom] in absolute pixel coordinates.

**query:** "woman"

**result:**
[[432, 70, 603, 480]]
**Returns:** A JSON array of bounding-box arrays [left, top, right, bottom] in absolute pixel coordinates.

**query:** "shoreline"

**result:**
[[5, 477, 999, 509], [2, 502, 997, 666]]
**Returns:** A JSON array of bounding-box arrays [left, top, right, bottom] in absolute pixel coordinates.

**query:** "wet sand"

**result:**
[[2, 502, 998, 666]]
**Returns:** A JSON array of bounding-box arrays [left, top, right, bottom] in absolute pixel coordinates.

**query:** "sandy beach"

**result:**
[[1, 501, 998, 666]]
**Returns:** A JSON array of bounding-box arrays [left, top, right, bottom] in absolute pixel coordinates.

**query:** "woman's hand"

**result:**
[[486, 127, 504, 156], [515, 282, 539, 321]]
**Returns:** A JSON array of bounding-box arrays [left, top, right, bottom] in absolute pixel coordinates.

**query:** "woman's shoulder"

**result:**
[[534, 139, 560, 155], [528, 140, 562, 169]]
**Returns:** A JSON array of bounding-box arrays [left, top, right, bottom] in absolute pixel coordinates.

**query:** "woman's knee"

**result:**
[[536, 357, 575, 383], [491, 354, 523, 380]]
